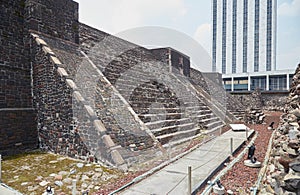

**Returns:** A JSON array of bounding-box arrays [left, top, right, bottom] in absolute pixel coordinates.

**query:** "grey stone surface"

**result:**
[[121, 129, 253, 195], [261, 63, 300, 194], [290, 161, 300, 172]]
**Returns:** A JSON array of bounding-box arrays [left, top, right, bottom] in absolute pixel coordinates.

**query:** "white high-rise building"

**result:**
[[211, 0, 294, 92], [212, 0, 277, 74]]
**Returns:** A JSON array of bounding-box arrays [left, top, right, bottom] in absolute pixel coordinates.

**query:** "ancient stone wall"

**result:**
[[78, 24, 226, 153], [262, 93, 287, 111], [260, 63, 300, 194], [232, 92, 287, 111], [0, 109, 37, 155], [0, 0, 31, 108], [151, 48, 191, 77], [190, 68, 210, 93], [31, 34, 92, 160], [171, 49, 190, 77], [190, 68, 245, 121], [79, 23, 110, 51], [0, 0, 38, 155], [25, 0, 79, 43]]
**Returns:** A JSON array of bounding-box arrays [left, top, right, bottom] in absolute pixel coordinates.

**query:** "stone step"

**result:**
[[139, 113, 183, 123], [157, 127, 202, 146], [156, 127, 200, 140], [128, 96, 180, 103], [205, 124, 224, 135], [162, 133, 204, 148], [188, 110, 213, 119], [106, 65, 154, 80], [143, 107, 182, 111], [116, 73, 154, 82], [184, 105, 209, 110], [139, 112, 183, 118], [134, 104, 181, 113], [200, 117, 220, 125], [145, 118, 191, 129], [103, 63, 128, 73], [192, 113, 215, 121], [137, 110, 182, 116], [151, 122, 197, 136], [189, 109, 212, 115], [116, 84, 174, 94], [116, 86, 161, 96], [114, 77, 150, 86], [204, 120, 224, 130], [134, 107, 182, 115]]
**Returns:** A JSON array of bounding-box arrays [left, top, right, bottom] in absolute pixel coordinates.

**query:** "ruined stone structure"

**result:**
[[0, 0, 253, 168], [151, 47, 190, 77], [261, 63, 300, 194]]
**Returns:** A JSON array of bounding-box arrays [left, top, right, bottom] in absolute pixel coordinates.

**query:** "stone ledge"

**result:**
[[102, 135, 116, 148], [66, 79, 77, 90], [111, 149, 126, 166], [84, 105, 97, 118], [35, 37, 48, 46], [42, 46, 55, 55], [57, 67, 69, 77], [30, 33, 39, 39], [93, 120, 106, 134], [50, 56, 62, 66], [73, 91, 85, 102]]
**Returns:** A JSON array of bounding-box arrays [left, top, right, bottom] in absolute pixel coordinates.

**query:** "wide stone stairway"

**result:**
[[190, 68, 246, 122], [80, 29, 225, 149], [32, 24, 233, 166]]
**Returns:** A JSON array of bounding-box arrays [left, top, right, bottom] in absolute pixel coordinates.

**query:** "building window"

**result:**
[[289, 74, 293, 88], [269, 75, 287, 91], [212, 0, 217, 72], [232, 0, 237, 73], [254, 0, 260, 72], [222, 0, 227, 74], [223, 78, 232, 91], [243, 0, 248, 73], [251, 76, 266, 91], [233, 77, 248, 91], [266, 0, 272, 71]]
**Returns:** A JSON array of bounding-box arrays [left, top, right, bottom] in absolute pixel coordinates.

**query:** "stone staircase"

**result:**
[[26, 22, 249, 171], [173, 73, 225, 134], [79, 27, 226, 148], [190, 68, 246, 122], [35, 33, 156, 167], [29, 24, 232, 168]]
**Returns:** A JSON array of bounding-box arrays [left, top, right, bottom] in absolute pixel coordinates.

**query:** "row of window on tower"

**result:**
[[223, 74, 293, 91]]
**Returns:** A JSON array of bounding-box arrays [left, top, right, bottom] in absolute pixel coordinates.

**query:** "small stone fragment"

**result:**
[[77, 163, 84, 168], [39, 180, 49, 187], [55, 174, 63, 180], [55, 180, 63, 187]]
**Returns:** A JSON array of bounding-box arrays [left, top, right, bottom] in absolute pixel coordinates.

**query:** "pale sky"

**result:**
[[74, 0, 300, 72]]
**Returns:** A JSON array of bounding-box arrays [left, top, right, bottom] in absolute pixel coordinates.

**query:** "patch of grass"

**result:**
[[1, 151, 125, 194]]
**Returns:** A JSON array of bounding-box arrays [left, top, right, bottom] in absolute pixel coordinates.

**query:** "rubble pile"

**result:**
[[244, 109, 266, 124], [261, 64, 300, 194], [263, 95, 287, 111]]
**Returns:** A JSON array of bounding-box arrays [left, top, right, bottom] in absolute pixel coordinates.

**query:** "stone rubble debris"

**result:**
[[260, 63, 300, 194]]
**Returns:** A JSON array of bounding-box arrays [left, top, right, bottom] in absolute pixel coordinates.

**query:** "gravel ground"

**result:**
[[204, 111, 282, 194]]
